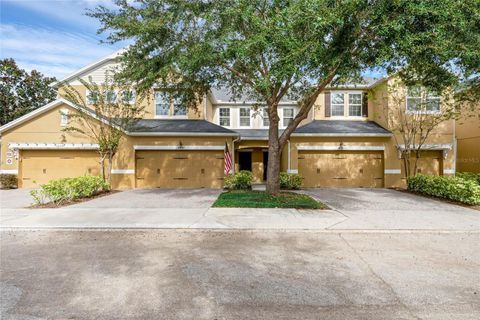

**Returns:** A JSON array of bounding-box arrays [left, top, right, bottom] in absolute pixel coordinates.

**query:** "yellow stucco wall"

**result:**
[[456, 110, 480, 173]]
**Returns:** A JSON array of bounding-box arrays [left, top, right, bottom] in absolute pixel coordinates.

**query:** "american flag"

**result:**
[[224, 142, 233, 175]]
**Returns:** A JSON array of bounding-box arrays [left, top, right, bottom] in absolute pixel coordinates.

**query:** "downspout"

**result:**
[[232, 136, 241, 174], [453, 118, 457, 176], [203, 94, 207, 120], [287, 140, 291, 173]]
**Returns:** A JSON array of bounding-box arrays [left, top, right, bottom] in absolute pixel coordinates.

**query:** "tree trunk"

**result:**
[[99, 155, 106, 181], [107, 153, 113, 186], [266, 106, 281, 195], [413, 150, 420, 176]]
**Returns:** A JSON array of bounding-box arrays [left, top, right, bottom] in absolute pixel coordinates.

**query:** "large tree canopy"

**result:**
[[0, 59, 57, 125], [90, 0, 479, 193]]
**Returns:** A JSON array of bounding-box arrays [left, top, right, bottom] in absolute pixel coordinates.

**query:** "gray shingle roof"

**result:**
[[130, 119, 237, 134], [293, 120, 392, 136]]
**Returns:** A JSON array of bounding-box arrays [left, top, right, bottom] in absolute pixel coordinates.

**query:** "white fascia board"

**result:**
[[397, 144, 452, 150], [297, 145, 385, 151], [9, 143, 99, 150], [127, 132, 238, 137], [0, 99, 67, 133], [134, 145, 224, 151], [51, 48, 126, 87], [213, 101, 298, 106], [291, 133, 392, 137], [0, 169, 18, 174]]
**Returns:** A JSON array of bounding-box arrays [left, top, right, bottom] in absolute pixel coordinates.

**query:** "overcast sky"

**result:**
[[0, 0, 124, 79]]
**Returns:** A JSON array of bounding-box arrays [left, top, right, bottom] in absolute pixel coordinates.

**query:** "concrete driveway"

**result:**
[[1, 230, 479, 319], [1, 187, 479, 230]]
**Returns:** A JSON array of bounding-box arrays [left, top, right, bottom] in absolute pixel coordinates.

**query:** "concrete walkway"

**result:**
[[1, 188, 479, 230]]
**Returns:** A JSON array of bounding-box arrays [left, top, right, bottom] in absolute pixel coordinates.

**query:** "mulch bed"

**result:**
[[29, 190, 121, 209], [393, 188, 480, 211]]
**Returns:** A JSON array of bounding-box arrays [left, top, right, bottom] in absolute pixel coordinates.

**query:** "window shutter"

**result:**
[[325, 92, 331, 117], [362, 92, 368, 117]]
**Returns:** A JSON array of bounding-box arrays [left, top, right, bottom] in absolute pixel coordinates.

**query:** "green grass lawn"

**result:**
[[212, 190, 326, 209]]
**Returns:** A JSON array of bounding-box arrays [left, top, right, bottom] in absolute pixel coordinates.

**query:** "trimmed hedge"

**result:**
[[0, 174, 17, 189], [31, 175, 110, 205], [279, 172, 303, 190], [457, 172, 480, 185], [407, 174, 480, 205], [224, 170, 253, 190]]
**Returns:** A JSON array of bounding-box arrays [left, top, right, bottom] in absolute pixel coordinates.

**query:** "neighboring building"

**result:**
[[456, 109, 480, 173], [0, 51, 457, 189]]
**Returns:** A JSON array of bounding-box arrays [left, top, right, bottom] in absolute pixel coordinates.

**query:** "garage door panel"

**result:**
[[21, 150, 100, 188], [299, 150, 384, 188], [135, 150, 224, 188]]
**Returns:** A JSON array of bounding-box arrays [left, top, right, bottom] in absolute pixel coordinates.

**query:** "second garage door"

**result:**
[[21, 150, 101, 188], [135, 150, 225, 188], [298, 150, 384, 188]]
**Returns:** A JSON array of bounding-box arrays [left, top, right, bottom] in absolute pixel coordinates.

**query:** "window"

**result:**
[[262, 108, 269, 127], [60, 109, 69, 127], [239, 107, 251, 127], [173, 96, 187, 116], [348, 93, 362, 116], [283, 108, 294, 127], [86, 90, 100, 105], [407, 86, 441, 113], [155, 92, 170, 116], [331, 93, 345, 116], [122, 90, 136, 104], [105, 90, 117, 103], [219, 108, 230, 126]]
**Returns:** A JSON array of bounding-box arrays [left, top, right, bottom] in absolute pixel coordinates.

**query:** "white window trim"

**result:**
[[218, 107, 232, 128], [281, 107, 295, 128], [85, 89, 119, 105], [406, 87, 441, 114], [260, 107, 270, 129], [238, 107, 252, 128], [348, 92, 363, 117], [154, 91, 189, 118], [85, 89, 99, 105], [330, 92, 345, 117]]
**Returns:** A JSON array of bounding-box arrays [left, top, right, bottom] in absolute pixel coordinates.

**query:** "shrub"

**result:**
[[0, 174, 17, 189], [224, 170, 253, 190], [457, 172, 480, 185], [31, 175, 110, 206], [279, 172, 303, 190], [407, 174, 480, 205]]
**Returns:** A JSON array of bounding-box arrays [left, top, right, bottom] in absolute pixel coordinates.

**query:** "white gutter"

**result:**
[[128, 132, 239, 137], [291, 133, 392, 137]]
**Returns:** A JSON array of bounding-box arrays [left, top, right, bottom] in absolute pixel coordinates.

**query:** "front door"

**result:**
[[238, 151, 252, 172], [263, 151, 268, 181]]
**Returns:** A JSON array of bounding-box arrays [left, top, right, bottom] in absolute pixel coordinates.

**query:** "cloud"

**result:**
[[0, 23, 121, 78]]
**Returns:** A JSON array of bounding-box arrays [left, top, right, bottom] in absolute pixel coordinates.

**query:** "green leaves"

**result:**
[[0, 59, 56, 125]]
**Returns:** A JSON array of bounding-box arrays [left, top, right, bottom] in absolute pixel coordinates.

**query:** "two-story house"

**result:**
[[0, 51, 456, 189]]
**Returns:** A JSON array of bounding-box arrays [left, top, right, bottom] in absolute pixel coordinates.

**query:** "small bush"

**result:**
[[407, 174, 480, 205], [279, 172, 303, 190], [31, 175, 109, 206], [224, 170, 253, 190], [0, 174, 17, 189], [457, 172, 480, 185]]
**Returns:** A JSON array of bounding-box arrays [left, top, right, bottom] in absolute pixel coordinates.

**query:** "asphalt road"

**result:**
[[1, 230, 479, 319]]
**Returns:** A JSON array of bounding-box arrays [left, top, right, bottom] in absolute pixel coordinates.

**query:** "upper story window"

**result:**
[[219, 107, 231, 127], [122, 90, 136, 104], [155, 91, 187, 117], [155, 92, 170, 116], [173, 96, 187, 116], [406, 86, 441, 113], [105, 90, 117, 103], [262, 108, 270, 127], [86, 90, 100, 105], [239, 107, 251, 127], [331, 93, 345, 116], [348, 93, 362, 116], [283, 108, 294, 127]]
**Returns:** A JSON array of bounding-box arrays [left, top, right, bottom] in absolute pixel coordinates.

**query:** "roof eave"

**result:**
[[291, 133, 393, 137], [127, 132, 239, 137]]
